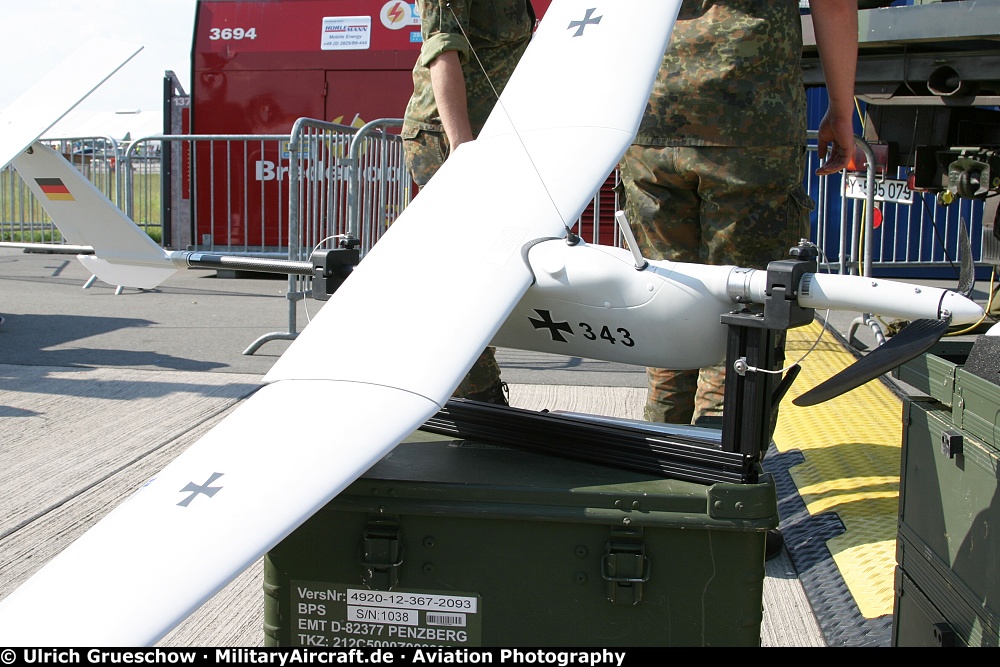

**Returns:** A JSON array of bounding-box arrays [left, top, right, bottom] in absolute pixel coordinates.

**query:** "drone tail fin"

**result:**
[[12, 142, 177, 289]]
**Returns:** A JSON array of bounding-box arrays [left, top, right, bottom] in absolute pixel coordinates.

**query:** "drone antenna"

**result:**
[[614, 210, 648, 270]]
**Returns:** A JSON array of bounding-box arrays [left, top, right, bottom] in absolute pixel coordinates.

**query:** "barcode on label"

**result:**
[[427, 613, 467, 627]]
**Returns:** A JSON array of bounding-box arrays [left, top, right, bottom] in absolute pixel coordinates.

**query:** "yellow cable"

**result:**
[[854, 96, 865, 278], [947, 265, 997, 336], [845, 98, 994, 338]]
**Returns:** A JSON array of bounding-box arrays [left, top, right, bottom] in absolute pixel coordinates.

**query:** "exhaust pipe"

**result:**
[[927, 65, 972, 97]]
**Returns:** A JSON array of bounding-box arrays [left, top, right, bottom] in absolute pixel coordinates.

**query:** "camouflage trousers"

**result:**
[[403, 129, 503, 398], [619, 144, 814, 424]]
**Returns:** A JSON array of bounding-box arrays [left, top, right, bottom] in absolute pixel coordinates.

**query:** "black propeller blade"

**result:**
[[792, 318, 949, 407], [958, 217, 975, 298]]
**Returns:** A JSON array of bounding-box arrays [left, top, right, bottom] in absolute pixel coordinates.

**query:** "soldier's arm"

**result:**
[[809, 0, 859, 176], [429, 50, 475, 148], [419, 0, 475, 149]]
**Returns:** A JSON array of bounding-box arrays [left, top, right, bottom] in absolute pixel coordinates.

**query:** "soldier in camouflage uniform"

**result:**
[[620, 0, 858, 425], [402, 0, 535, 405]]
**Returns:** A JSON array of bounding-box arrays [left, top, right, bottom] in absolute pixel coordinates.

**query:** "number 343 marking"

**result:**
[[579, 322, 635, 347]]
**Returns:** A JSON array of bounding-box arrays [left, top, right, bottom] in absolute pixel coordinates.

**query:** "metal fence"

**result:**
[[803, 132, 991, 280], [4, 130, 990, 275], [2, 125, 992, 349], [241, 118, 413, 352]]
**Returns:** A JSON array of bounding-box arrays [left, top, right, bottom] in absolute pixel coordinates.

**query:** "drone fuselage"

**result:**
[[494, 239, 983, 370]]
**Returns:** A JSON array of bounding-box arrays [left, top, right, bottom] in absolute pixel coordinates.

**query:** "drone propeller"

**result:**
[[794, 215, 977, 407], [957, 217, 975, 298], [792, 317, 948, 407]]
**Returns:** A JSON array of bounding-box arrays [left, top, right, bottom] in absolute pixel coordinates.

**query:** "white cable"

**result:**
[[303, 234, 347, 323], [743, 242, 831, 375]]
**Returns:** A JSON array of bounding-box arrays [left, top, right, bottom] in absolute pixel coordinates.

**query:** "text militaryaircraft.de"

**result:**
[[0, 0, 985, 646]]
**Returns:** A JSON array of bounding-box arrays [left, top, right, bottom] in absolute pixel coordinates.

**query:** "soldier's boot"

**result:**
[[465, 380, 509, 406]]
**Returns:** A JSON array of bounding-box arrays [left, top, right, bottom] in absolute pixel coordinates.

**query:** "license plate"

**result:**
[[845, 174, 914, 205]]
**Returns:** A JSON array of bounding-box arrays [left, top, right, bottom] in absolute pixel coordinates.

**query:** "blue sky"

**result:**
[[0, 0, 199, 119]]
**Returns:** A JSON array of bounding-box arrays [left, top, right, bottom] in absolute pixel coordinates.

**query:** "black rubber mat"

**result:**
[[764, 442, 894, 647]]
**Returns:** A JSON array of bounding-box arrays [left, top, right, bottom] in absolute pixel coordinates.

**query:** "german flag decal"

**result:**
[[35, 178, 74, 201]]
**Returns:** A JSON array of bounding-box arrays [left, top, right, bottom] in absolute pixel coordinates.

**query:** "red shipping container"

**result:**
[[191, 0, 563, 249]]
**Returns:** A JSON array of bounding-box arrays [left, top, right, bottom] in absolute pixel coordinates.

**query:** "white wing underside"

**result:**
[[0, 0, 681, 645]]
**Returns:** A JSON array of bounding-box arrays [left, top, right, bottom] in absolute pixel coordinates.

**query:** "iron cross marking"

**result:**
[[568, 8, 602, 37], [178, 472, 224, 507], [529, 309, 574, 343]]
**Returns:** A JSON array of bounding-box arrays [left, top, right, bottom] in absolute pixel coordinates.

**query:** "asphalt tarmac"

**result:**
[[0, 246, 648, 386], [0, 245, 824, 646]]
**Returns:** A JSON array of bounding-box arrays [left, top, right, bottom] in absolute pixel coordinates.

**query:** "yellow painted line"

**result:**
[[774, 320, 901, 619]]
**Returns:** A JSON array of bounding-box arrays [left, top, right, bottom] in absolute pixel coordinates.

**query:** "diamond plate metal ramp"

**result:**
[[766, 319, 901, 646]]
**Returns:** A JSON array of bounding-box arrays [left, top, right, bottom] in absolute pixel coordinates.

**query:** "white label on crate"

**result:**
[[427, 612, 467, 627], [346, 588, 479, 613], [347, 605, 418, 625], [845, 174, 914, 204], [290, 581, 482, 647]]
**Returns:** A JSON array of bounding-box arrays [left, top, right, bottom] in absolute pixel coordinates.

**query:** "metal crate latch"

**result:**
[[361, 521, 403, 590], [941, 429, 964, 459], [933, 622, 957, 647], [602, 528, 649, 605]]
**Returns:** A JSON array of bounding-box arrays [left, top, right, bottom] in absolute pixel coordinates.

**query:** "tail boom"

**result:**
[[793, 272, 983, 325]]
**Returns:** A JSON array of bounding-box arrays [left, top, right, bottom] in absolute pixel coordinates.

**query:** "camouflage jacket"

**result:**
[[634, 0, 807, 147], [402, 0, 534, 138]]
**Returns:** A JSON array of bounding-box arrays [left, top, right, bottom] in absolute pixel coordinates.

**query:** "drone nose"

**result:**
[[941, 290, 985, 325]]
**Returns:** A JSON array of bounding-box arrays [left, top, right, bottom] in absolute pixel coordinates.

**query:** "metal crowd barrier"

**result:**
[[3, 123, 991, 354], [242, 118, 412, 353], [804, 132, 990, 278], [4, 129, 987, 276], [125, 132, 294, 255], [0, 136, 121, 244]]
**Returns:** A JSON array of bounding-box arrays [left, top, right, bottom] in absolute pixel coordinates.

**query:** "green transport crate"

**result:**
[[263, 428, 778, 647], [952, 363, 1000, 450], [893, 339, 972, 408], [894, 390, 1000, 646]]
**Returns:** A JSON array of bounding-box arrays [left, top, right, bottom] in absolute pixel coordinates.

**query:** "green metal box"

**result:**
[[952, 366, 1000, 449], [893, 339, 971, 408], [263, 429, 778, 647], [893, 568, 979, 647], [894, 337, 1000, 445], [894, 397, 1000, 646]]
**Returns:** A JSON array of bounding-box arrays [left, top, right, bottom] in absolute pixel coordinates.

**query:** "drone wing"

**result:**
[[0, 0, 681, 646], [0, 37, 171, 289], [0, 38, 142, 171]]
